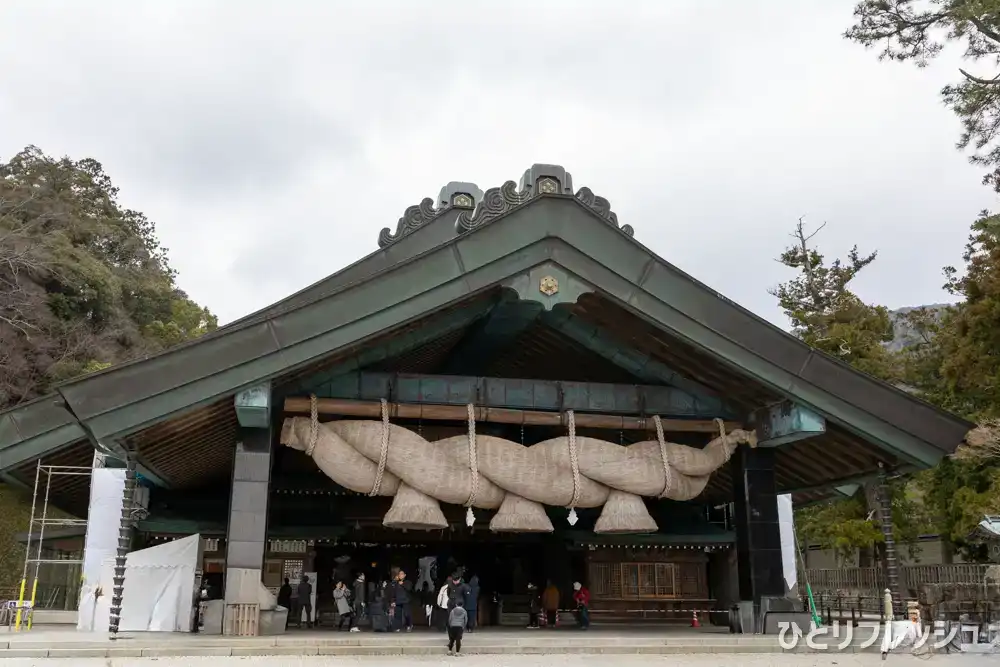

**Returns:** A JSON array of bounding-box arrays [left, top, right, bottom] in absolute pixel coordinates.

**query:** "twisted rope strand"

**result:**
[[465, 403, 479, 508], [567, 410, 581, 509], [307, 394, 320, 457], [653, 415, 672, 498], [714, 417, 734, 463], [370, 398, 390, 497]]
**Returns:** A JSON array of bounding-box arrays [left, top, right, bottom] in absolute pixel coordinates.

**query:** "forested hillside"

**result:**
[[0, 146, 218, 592], [0, 146, 217, 408]]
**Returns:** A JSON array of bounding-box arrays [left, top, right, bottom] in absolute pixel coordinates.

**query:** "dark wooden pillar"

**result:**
[[877, 463, 902, 615], [732, 447, 784, 607]]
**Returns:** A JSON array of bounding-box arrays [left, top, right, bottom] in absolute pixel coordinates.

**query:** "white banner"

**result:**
[[77, 467, 126, 631], [777, 493, 797, 595]]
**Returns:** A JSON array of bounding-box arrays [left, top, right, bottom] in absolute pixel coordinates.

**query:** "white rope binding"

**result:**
[[566, 410, 581, 526], [653, 415, 672, 499], [465, 403, 479, 527], [369, 398, 390, 497], [306, 394, 320, 457]]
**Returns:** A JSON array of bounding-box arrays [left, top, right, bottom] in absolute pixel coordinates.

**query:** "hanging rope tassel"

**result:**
[[369, 398, 390, 497], [465, 403, 480, 527], [566, 410, 581, 526], [654, 415, 672, 498]]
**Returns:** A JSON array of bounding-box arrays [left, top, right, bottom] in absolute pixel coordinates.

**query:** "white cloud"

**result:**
[[0, 0, 993, 325]]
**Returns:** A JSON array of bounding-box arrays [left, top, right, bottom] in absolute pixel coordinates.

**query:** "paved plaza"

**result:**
[[0, 653, 995, 666]]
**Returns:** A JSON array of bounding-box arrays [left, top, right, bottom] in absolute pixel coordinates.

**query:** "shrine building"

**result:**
[[0, 164, 972, 631]]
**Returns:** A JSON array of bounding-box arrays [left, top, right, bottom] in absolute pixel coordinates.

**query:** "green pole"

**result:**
[[793, 527, 823, 627]]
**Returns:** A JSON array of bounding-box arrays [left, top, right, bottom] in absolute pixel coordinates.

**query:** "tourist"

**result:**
[[435, 581, 450, 631], [334, 581, 354, 631], [352, 573, 366, 632], [277, 578, 292, 628], [542, 580, 560, 628], [297, 575, 314, 628], [447, 572, 470, 611], [572, 582, 590, 630], [464, 574, 480, 632], [369, 583, 390, 632], [390, 569, 413, 632], [447, 598, 468, 656], [526, 583, 541, 629]]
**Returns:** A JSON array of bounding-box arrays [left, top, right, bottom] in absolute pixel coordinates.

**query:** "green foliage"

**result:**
[[0, 145, 218, 408], [846, 1, 1000, 191], [797, 477, 931, 562], [771, 219, 939, 556], [797, 495, 883, 563], [769, 218, 897, 378], [915, 458, 1000, 559]]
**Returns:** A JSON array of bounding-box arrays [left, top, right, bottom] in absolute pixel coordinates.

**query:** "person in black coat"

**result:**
[[352, 574, 367, 627], [369, 582, 390, 632], [526, 583, 541, 629], [277, 578, 293, 628], [447, 572, 470, 611], [465, 575, 480, 632], [389, 569, 414, 631]]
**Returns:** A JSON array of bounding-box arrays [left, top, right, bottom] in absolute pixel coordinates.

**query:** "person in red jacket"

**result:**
[[572, 582, 590, 630]]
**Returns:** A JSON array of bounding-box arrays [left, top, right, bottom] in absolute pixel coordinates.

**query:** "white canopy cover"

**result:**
[[82, 533, 201, 633]]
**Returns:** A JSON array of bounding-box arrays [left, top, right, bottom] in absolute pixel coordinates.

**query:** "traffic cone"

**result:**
[[691, 611, 700, 628]]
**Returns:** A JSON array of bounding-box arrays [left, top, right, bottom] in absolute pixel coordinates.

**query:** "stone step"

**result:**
[[0, 636, 888, 659]]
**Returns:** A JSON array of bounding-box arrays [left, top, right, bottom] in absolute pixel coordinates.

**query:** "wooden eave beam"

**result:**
[[284, 397, 742, 433]]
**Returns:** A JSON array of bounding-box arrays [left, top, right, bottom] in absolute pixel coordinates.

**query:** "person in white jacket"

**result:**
[[434, 583, 449, 631]]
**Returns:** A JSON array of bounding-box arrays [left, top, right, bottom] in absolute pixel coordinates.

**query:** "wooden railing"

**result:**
[[801, 563, 994, 596]]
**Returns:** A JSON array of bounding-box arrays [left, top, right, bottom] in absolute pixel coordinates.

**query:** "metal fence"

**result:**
[[801, 563, 993, 596]]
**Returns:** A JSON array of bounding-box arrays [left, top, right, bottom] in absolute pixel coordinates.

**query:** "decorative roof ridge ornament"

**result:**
[[378, 181, 483, 248], [378, 198, 439, 248], [575, 187, 634, 237], [454, 163, 634, 237], [455, 180, 531, 234]]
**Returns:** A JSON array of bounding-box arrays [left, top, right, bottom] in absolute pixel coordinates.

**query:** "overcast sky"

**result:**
[[1, 1, 994, 327]]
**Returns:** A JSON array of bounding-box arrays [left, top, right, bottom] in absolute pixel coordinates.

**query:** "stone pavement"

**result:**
[[0, 653, 985, 666]]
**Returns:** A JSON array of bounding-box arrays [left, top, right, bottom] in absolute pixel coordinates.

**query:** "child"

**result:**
[[447, 599, 468, 656]]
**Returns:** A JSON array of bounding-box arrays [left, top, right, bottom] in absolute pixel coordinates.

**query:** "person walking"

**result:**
[[277, 578, 292, 629], [435, 581, 450, 631], [447, 572, 470, 611], [542, 580, 560, 628], [464, 574, 480, 632], [351, 573, 366, 632], [447, 599, 468, 656], [572, 582, 591, 630], [526, 583, 541, 629], [297, 575, 314, 628]]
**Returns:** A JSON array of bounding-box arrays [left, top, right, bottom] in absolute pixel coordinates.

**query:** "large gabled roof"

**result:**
[[0, 164, 973, 480]]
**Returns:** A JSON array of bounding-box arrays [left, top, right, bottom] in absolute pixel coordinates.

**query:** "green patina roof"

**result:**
[[0, 173, 973, 476]]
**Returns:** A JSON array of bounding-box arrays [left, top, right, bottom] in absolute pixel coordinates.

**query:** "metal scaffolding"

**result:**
[[14, 462, 90, 631]]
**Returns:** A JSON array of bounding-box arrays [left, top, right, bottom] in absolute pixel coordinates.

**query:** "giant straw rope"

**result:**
[[281, 397, 757, 534]]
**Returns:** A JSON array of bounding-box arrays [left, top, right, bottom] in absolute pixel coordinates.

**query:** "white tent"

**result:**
[[86, 534, 202, 633]]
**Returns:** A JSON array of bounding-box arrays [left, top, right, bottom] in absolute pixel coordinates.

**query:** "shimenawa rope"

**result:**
[[653, 415, 672, 498], [307, 394, 319, 457], [465, 403, 480, 526], [566, 410, 581, 525], [370, 398, 390, 497]]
